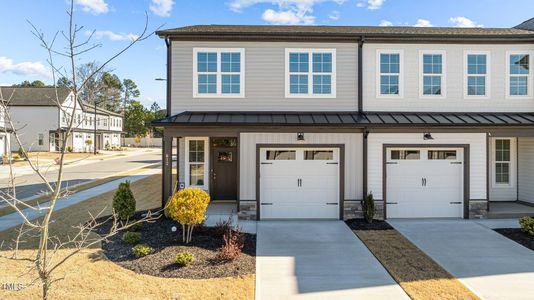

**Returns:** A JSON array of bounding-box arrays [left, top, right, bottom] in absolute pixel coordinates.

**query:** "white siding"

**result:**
[[367, 133, 487, 200], [171, 41, 358, 114], [363, 43, 534, 112], [518, 137, 534, 204], [489, 137, 517, 201], [9, 106, 59, 152], [239, 133, 363, 201]]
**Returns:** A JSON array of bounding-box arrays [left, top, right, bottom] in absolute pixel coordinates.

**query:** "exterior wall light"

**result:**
[[423, 133, 434, 140], [297, 132, 305, 141]]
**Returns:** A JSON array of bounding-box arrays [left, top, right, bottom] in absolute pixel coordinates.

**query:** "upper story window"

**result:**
[[507, 52, 531, 97], [193, 48, 245, 98], [377, 50, 403, 97], [285, 49, 336, 98], [420, 51, 445, 97], [465, 52, 489, 98]]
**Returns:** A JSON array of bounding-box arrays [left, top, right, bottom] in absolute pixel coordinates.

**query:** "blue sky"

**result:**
[[1, 0, 533, 108]]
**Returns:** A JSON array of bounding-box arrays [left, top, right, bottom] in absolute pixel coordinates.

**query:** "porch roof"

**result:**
[[152, 111, 534, 127]]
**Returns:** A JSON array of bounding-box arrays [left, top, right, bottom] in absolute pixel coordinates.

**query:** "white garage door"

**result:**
[[386, 148, 464, 218], [260, 148, 339, 219]]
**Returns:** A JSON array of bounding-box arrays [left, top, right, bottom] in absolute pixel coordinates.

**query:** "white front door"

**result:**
[[260, 148, 340, 219], [386, 148, 464, 218]]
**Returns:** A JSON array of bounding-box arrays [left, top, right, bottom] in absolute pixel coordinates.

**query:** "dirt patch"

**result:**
[[96, 213, 256, 279], [495, 228, 534, 251], [345, 218, 393, 230], [353, 229, 479, 300]]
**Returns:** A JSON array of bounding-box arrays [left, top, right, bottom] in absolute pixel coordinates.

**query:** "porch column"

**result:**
[[162, 132, 173, 208]]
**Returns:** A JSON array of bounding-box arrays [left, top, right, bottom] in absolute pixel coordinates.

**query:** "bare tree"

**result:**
[[0, 2, 161, 299]]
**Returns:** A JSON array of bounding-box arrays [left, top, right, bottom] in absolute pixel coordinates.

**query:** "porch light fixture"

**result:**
[[423, 133, 434, 140], [297, 132, 305, 141]]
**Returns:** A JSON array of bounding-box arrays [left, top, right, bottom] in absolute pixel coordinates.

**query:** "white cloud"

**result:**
[[357, 0, 384, 10], [88, 30, 139, 41], [0, 57, 51, 79], [449, 16, 483, 28], [229, 0, 345, 25], [379, 20, 393, 26], [74, 0, 109, 15], [150, 0, 175, 17], [328, 10, 340, 21], [414, 19, 433, 27]]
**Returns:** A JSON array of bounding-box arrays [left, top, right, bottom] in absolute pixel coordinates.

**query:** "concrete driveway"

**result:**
[[256, 221, 408, 300], [389, 219, 534, 300]]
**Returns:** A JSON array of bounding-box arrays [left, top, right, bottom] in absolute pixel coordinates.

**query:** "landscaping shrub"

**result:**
[[214, 217, 233, 236], [127, 222, 143, 232], [216, 228, 244, 262], [165, 187, 210, 244], [175, 251, 195, 266], [361, 192, 375, 224], [112, 181, 136, 221], [66, 146, 73, 152], [519, 216, 534, 236], [17, 148, 26, 159], [132, 244, 152, 258], [122, 231, 141, 245]]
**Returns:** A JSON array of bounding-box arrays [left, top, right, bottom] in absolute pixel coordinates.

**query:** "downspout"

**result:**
[[358, 36, 365, 113], [165, 37, 172, 117]]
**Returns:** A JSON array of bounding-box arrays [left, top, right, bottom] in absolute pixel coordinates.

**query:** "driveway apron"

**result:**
[[256, 220, 408, 300], [389, 219, 534, 300]]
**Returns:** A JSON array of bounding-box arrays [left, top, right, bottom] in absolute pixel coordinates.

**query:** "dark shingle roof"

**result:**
[[152, 111, 534, 127], [0, 87, 72, 106], [157, 25, 534, 41], [81, 104, 123, 117]]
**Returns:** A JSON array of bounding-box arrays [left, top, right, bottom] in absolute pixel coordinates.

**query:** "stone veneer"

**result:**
[[469, 200, 488, 219], [343, 200, 384, 220], [238, 201, 257, 220]]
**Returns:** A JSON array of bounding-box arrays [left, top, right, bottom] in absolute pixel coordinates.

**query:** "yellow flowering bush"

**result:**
[[165, 187, 210, 243]]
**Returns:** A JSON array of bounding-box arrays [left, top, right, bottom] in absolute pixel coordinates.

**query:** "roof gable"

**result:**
[[0, 87, 72, 107]]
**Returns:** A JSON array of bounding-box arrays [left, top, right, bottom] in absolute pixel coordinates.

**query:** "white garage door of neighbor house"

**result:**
[[386, 148, 464, 218], [260, 148, 339, 219]]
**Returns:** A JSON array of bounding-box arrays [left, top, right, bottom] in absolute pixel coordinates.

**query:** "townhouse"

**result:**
[[153, 19, 534, 220], [0, 87, 123, 153], [0, 99, 10, 157]]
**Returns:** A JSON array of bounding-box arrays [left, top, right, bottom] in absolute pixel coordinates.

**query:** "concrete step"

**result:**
[[488, 211, 534, 219]]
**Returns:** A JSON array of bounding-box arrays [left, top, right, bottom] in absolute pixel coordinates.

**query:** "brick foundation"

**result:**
[[343, 200, 384, 220], [238, 201, 257, 220]]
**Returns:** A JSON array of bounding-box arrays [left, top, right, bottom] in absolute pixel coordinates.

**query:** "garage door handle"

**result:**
[[450, 162, 462, 165], [326, 162, 338, 165], [386, 202, 398, 205], [326, 203, 338, 205], [261, 162, 273, 165], [450, 202, 462, 204], [261, 203, 273, 205]]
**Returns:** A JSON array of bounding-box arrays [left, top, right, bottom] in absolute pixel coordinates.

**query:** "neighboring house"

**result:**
[[1, 87, 123, 153], [154, 20, 534, 221], [0, 100, 10, 158]]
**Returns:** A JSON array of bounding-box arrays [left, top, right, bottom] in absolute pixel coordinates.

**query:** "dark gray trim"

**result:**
[[255, 143, 345, 220], [486, 133, 491, 212], [363, 129, 368, 198], [161, 126, 362, 136], [357, 38, 364, 113], [518, 200, 534, 208], [516, 137, 519, 202], [162, 133, 173, 207], [382, 144, 471, 219], [165, 38, 172, 118]]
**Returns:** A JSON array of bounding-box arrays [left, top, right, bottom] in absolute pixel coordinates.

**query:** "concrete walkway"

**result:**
[[389, 219, 534, 300], [0, 168, 160, 232], [256, 221, 409, 300]]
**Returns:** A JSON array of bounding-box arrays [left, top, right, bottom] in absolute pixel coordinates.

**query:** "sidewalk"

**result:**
[[0, 167, 160, 232]]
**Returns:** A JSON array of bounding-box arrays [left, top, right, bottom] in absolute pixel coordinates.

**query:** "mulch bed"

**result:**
[[495, 228, 534, 251], [94, 211, 256, 279], [345, 218, 394, 230]]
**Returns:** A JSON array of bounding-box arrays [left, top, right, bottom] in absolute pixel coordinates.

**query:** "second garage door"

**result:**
[[386, 148, 464, 218], [259, 148, 340, 219]]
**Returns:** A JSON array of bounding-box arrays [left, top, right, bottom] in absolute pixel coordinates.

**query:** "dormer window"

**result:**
[[193, 48, 245, 98], [285, 49, 336, 98]]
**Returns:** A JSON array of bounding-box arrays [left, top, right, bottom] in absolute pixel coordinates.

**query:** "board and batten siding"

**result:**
[[239, 133, 363, 201], [518, 137, 534, 204], [363, 43, 534, 112], [489, 137, 517, 201], [171, 41, 358, 115], [367, 133, 487, 201]]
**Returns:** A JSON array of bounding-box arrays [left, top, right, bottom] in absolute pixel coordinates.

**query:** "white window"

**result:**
[[185, 137, 209, 190], [420, 51, 446, 98], [506, 51, 532, 98], [38, 133, 44, 146], [465, 51, 490, 98], [377, 50, 403, 98], [193, 48, 245, 98], [494, 138, 514, 186], [285, 48, 336, 98]]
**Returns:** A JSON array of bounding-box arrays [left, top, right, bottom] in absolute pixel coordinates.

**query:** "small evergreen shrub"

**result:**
[[127, 222, 143, 232], [175, 251, 195, 266], [113, 181, 136, 221], [361, 192, 375, 224], [66, 146, 73, 153], [519, 216, 534, 236], [132, 244, 152, 258], [122, 231, 141, 245]]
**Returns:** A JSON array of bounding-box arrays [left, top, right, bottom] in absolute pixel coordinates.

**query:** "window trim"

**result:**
[[505, 50, 533, 99], [464, 50, 491, 99], [376, 49, 404, 99], [492, 138, 515, 188], [419, 50, 446, 99], [284, 48, 337, 98], [184, 137, 210, 190], [192, 48, 245, 98]]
